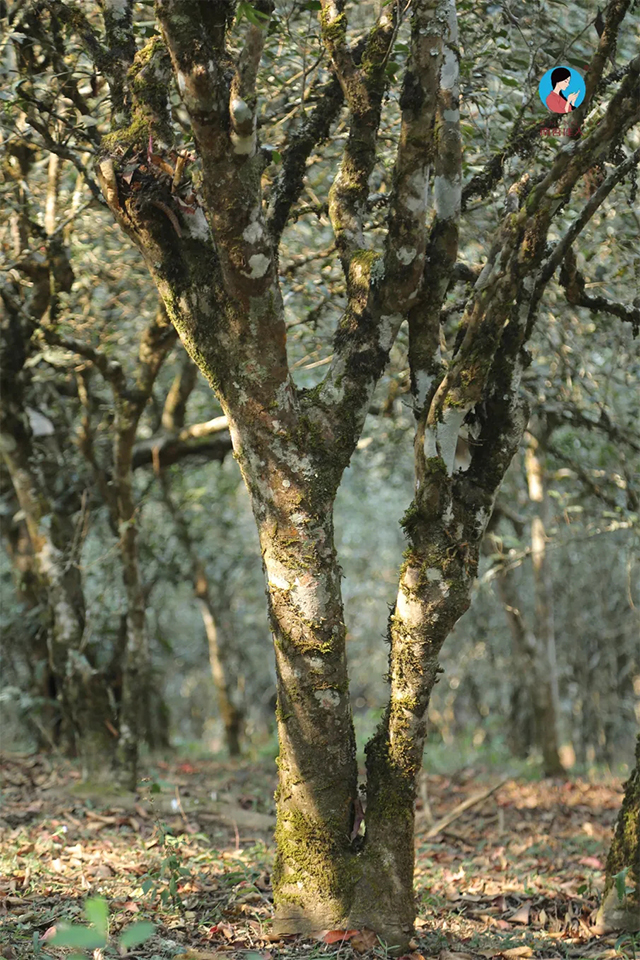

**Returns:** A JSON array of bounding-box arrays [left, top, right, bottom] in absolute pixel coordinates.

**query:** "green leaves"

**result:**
[[51, 927, 105, 950], [615, 867, 632, 904], [84, 897, 108, 939], [48, 898, 155, 956], [236, 3, 270, 28], [119, 922, 156, 949]]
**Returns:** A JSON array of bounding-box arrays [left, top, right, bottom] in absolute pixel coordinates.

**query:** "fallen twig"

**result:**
[[421, 775, 510, 839]]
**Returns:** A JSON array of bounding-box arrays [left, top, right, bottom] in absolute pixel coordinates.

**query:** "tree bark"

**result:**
[[524, 432, 564, 776], [597, 733, 640, 932], [111, 305, 176, 788], [0, 405, 116, 777]]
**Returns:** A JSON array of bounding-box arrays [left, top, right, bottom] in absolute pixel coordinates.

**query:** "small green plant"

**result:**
[[614, 867, 635, 905], [616, 931, 639, 960], [44, 897, 154, 959], [140, 824, 191, 907]]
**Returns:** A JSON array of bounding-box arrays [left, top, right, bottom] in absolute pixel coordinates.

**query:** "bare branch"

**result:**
[[537, 147, 640, 292], [36, 325, 126, 391], [559, 248, 640, 335], [267, 73, 344, 242]]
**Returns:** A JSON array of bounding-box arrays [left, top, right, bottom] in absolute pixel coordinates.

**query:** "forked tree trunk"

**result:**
[[86, 0, 640, 946], [596, 733, 640, 932]]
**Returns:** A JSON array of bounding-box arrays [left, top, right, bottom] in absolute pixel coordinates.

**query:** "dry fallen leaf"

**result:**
[[350, 928, 377, 952], [509, 903, 531, 925], [320, 929, 359, 944], [502, 948, 534, 958]]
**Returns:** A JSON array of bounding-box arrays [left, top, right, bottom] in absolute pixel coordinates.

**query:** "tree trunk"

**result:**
[[495, 566, 562, 773], [0, 428, 116, 776], [113, 420, 152, 789], [524, 433, 564, 776], [254, 476, 359, 935], [111, 306, 176, 788], [161, 472, 244, 757], [197, 594, 243, 756], [596, 733, 640, 932]]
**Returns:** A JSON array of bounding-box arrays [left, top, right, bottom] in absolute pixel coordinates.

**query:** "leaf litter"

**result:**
[[0, 753, 628, 960]]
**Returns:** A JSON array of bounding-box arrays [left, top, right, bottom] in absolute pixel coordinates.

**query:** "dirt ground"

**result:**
[[0, 752, 631, 960]]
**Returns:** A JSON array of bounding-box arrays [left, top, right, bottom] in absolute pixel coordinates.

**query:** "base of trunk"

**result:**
[[273, 894, 413, 954], [594, 887, 640, 933], [272, 901, 349, 937]]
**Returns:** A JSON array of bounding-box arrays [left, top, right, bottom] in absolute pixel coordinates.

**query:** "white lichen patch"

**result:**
[[403, 168, 429, 213], [230, 130, 256, 156], [474, 506, 490, 535], [443, 108, 460, 123], [379, 314, 402, 352], [426, 568, 442, 582], [396, 245, 417, 265], [282, 478, 291, 489], [314, 689, 341, 708], [243, 254, 270, 279], [395, 588, 425, 628], [415, 370, 434, 409], [290, 574, 329, 621], [268, 572, 291, 591], [439, 580, 450, 598], [440, 404, 469, 474], [230, 97, 253, 125], [242, 221, 263, 244], [440, 46, 458, 91], [184, 206, 210, 241], [434, 175, 461, 221]]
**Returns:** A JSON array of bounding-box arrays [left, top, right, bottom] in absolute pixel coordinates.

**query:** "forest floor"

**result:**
[[0, 752, 633, 960]]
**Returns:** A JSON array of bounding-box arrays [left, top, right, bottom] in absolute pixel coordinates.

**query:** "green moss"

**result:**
[[273, 806, 360, 903], [320, 9, 348, 46], [105, 37, 172, 152]]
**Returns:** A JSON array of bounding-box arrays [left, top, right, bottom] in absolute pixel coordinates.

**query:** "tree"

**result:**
[[597, 733, 640, 933], [4, 0, 639, 949]]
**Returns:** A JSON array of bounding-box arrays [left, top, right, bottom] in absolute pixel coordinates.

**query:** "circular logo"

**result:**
[[538, 66, 585, 114]]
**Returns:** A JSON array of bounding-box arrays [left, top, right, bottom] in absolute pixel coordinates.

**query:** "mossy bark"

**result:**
[[597, 734, 640, 932], [244, 457, 359, 934]]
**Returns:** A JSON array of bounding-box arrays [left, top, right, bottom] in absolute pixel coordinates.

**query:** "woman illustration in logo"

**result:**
[[546, 67, 579, 113]]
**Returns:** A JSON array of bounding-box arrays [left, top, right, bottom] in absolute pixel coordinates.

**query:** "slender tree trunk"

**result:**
[[160, 474, 244, 756], [0, 506, 59, 748], [596, 733, 640, 932], [197, 587, 243, 757], [113, 427, 151, 788], [108, 305, 176, 788], [525, 433, 564, 776], [495, 565, 562, 772]]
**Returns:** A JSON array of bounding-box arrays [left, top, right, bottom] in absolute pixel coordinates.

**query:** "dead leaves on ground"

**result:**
[[0, 754, 629, 960]]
